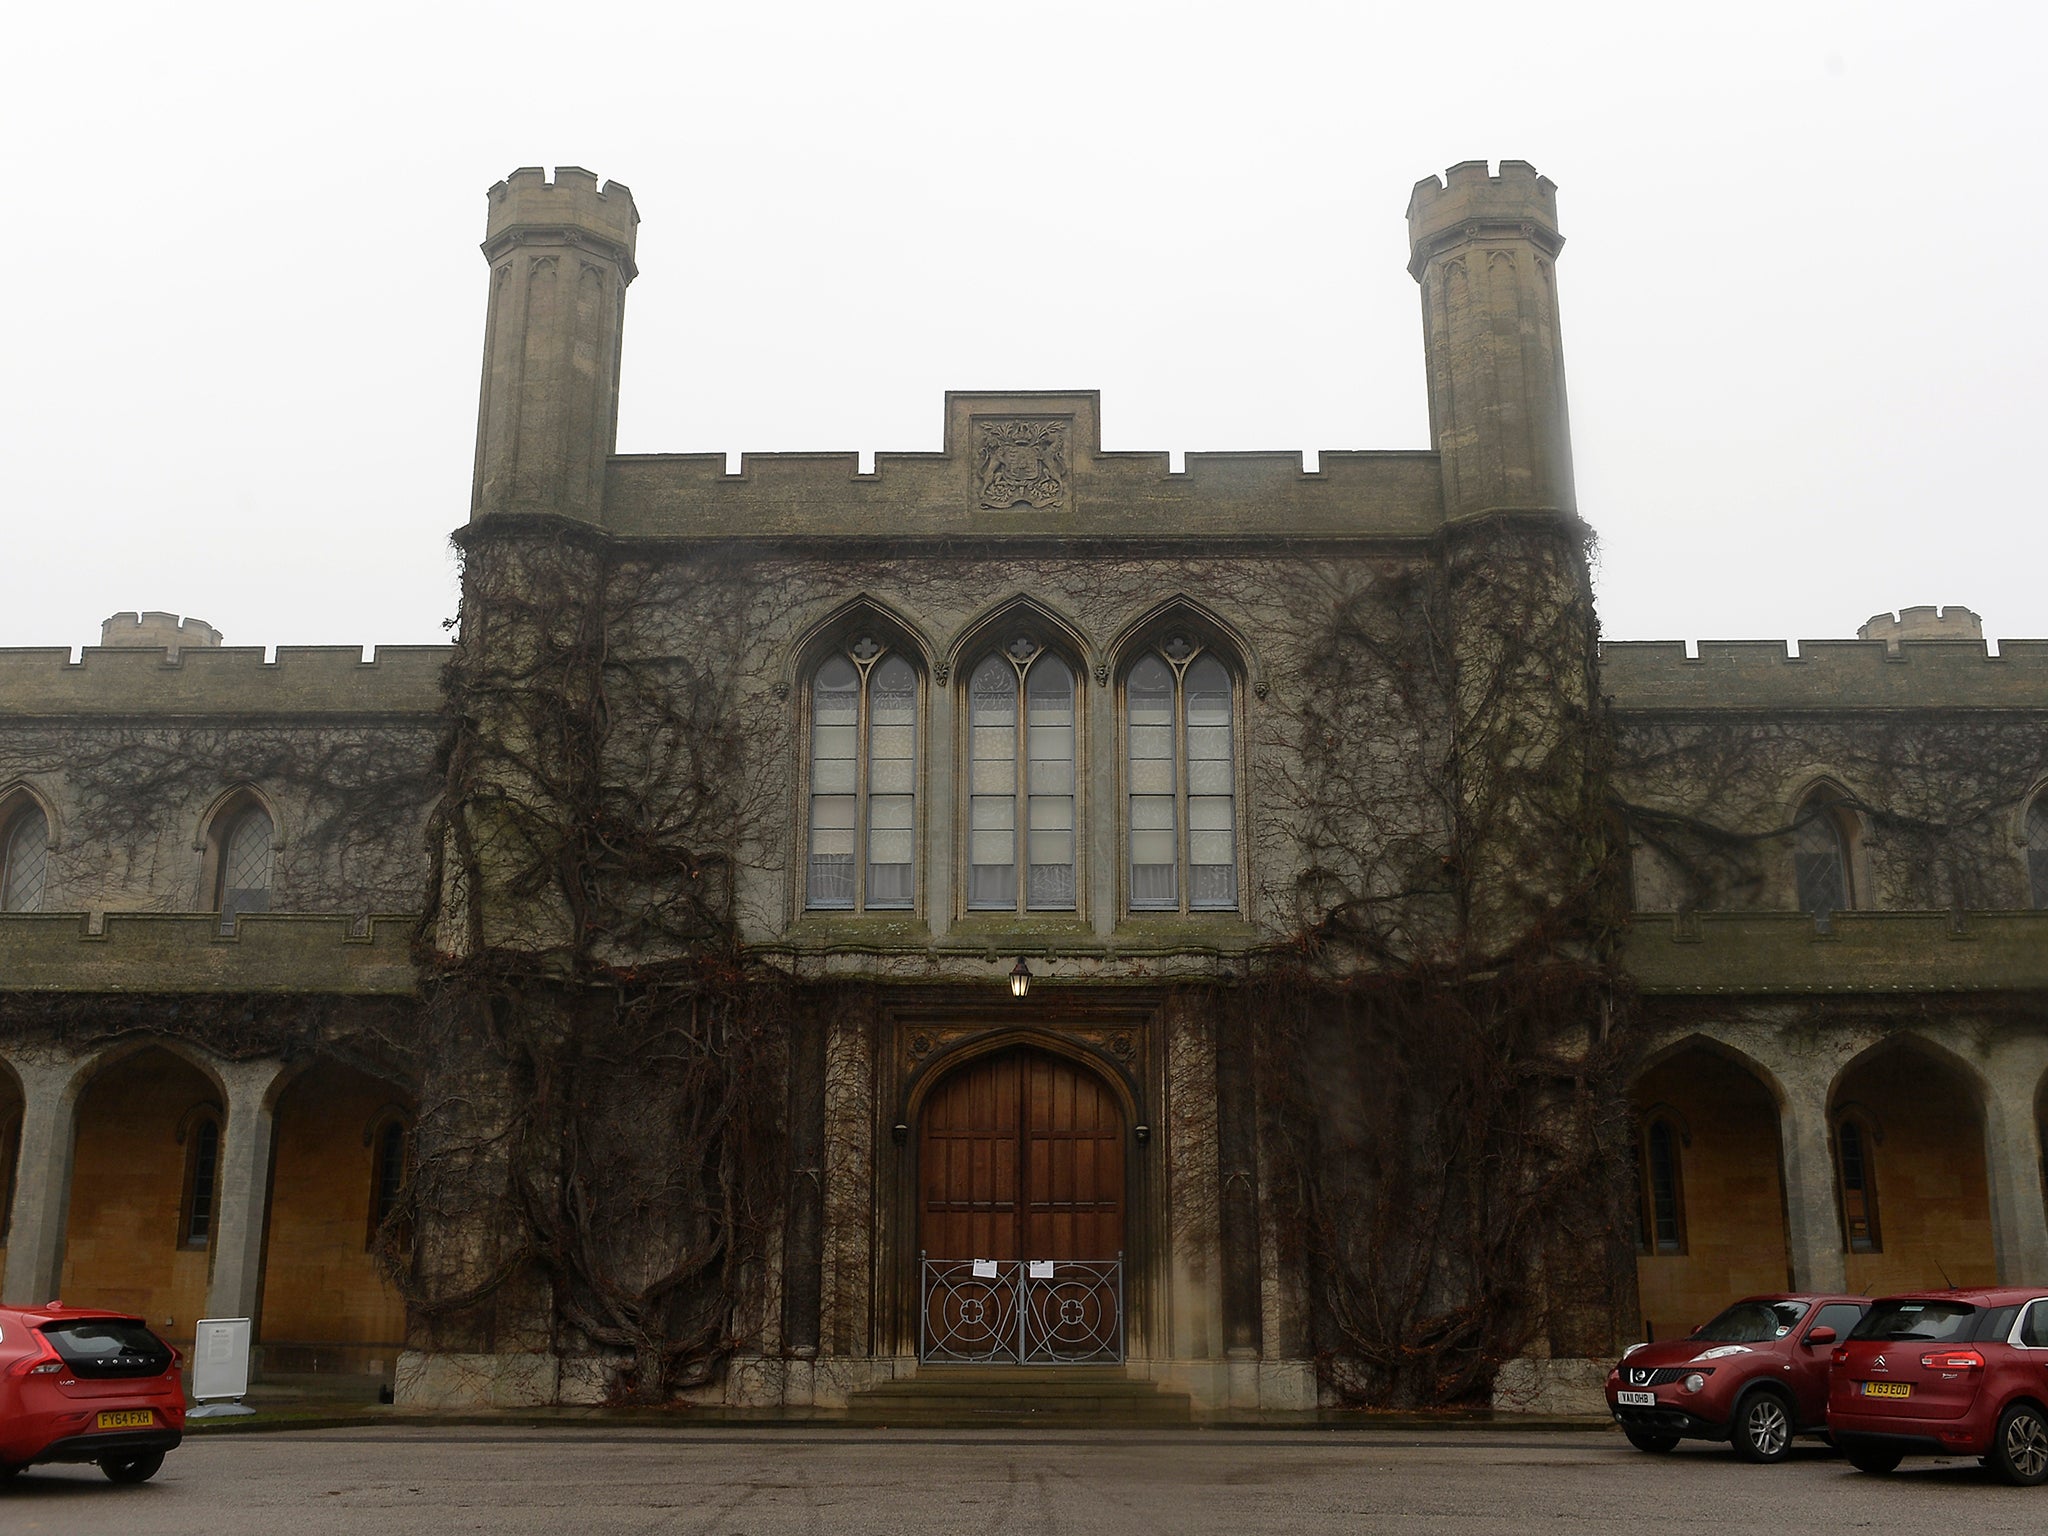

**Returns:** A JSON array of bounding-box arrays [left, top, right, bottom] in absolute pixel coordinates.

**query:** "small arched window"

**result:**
[[368, 1114, 409, 1248], [806, 640, 918, 911], [1126, 640, 1238, 912], [1835, 1112, 1882, 1254], [1793, 788, 1856, 917], [214, 801, 274, 931], [968, 639, 1078, 912], [2027, 793, 2048, 910], [181, 1111, 222, 1248], [1637, 1113, 1687, 1256], [1, 800, 49, 913]]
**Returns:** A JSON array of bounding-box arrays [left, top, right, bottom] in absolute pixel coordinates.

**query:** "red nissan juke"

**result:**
[[0, 1304, 185, 1485]]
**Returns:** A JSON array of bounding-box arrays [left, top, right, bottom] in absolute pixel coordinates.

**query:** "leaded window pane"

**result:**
[[185, 1117, 220, 1244], [969, 656, 1017, 909], [1646, 1118, 1682, 1255], [1128, 656, 1178, 908], [864, 656, 917, 908], [1, 806, 48, 913], [219, 807, 273, 930], [1026, 657, 1076, 910], [807, 656, 862, 909], [1793, 799, 1848, 916]]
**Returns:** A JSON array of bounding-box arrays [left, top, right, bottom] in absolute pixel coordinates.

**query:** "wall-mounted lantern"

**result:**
[[1009, 957, 1031, 998]]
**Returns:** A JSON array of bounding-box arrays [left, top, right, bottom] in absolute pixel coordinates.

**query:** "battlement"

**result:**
[[484, 165, 639, 274], [0, 645, 452, 717], [1602, 637, 2048, 711], [596, 389, 1446, 540], [0, 912, 418, 995], [1859, 605, 1983, 651], [1406, 160, 1562, 276], [100, 611, 221, 654]]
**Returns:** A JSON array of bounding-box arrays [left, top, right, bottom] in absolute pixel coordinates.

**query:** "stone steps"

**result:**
[[845, 1366, 1194, 1427]]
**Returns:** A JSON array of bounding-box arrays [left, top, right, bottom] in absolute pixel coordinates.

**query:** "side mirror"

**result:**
[[1805, 1326, 1837, 1347]]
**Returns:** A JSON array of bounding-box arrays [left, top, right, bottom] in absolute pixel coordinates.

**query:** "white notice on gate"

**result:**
[[1027, 1260, 1054, 1279], [971, 1259, 998, 1278]]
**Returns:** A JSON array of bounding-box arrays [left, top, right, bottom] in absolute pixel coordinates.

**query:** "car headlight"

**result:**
[[1683, 1372, 1707, 1393]]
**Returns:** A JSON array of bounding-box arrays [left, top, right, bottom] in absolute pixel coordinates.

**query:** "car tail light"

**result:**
[[1831, 1346, 1849, 1366], [10, 1329, 62, 1377], [1920, 1349, 1986, 1371]]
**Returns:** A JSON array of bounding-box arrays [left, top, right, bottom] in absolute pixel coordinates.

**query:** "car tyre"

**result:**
[[1624, 1428, 1679, 1454], [1731, 1389, 1794, 1464], [1987, 1402, 2048, 1488], [99, 1451, 165, 1485], [1847, 1445, 1903, 1475]]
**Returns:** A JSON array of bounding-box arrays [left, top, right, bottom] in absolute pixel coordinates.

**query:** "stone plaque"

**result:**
[[975, 419, 1069, 511]]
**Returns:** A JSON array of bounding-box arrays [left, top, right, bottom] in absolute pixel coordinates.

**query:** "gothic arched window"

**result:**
[[2027, 792, 2048, 910], [806, 640, 918, 911], [1125, 639, 1238, 912], [213, 800, 274, 931], [1793, 787, 1856, 917], [967, 639, 1077, 912], [181, 1110, 222, 1248], [368, 1113, 410, 1248], [0, 799, 49, 913], [1638, 1114, 1687, 1256]]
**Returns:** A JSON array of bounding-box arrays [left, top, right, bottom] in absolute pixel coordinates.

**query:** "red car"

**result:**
[[0, 1304, 185, 1485], [1606, 1294, 1871, 1462], [1828, 1287, 2048, 1486]]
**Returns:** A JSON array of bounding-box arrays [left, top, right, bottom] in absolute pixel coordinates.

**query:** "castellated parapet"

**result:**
[[1405, 162, 1574, 523], [0, 644, 451, 715], [483, 166, 640, 278], [1858, 605, 1984, 652], [1601, 637, 2048, 711], [100, 611, 221, 655]]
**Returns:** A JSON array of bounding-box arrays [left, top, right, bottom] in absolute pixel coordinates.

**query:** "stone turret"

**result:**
[[100, 611, 222, 656], [470, 167, 639, 523], [1858, 605, 1983, 653], [1407, 161, 1574, 523]]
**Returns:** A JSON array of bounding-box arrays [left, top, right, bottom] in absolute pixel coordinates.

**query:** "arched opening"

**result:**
[[918, 1045, 1125, 1262], [0, 786, 52, 913], [60, 1047, 222, 1350], [1830, 1039, 1997, 1294], [1630, 1042, 1788, 1339], [257, 1062, 413, 1379], [1792, 784, 1859, 916]]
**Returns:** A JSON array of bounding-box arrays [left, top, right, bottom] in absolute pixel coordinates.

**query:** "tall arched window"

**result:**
[[806, 640, 917, 911], [181, 1110, 222, 1248], [1125, 640, 1237, 912], [1793, 788, 1855, 917], [214, 801, 274, 931], [968, 640, 1077, 911], [1636, 1112, 1687, 1256], [1835, 1111, 1881, 1254], [0, 800, 49, 913], [2027, 793, 2048, 910], [368, 1113, 410, 1248]]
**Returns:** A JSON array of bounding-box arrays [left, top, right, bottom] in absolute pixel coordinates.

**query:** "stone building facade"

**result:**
[[1, 161, 2042, 1414]]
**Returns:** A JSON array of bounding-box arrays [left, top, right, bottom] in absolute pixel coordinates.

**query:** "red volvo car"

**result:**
[[1607, 1294, 1871, 1462], [1828, 1287, 2048, 1486], [0, 1304, 185, 1485]]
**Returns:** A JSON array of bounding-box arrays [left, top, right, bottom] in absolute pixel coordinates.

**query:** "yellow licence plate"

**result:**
[[95, 1409, 155, 1429], [1862, 1381, 1913, 1399]]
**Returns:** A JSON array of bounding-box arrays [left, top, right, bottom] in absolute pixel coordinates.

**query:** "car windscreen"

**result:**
[[1848, 1299, 1978, 1343], [1695, 1300, 1808, 1342], [41, 1317, 173, 1379]]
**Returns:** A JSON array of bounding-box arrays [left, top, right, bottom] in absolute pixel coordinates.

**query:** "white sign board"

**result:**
[[192, 1318, 252, 1402], [971, 1259, 998, 1279]]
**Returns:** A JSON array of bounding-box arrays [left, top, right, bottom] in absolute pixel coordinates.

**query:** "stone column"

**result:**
[[1778, 1085, 1847, 1294], [1, 1056, 84, 1306], [1981, 1035, 2048, 1285], [202, 1059, 286, 1324]]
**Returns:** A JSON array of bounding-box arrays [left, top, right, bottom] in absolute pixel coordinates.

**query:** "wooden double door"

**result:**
[[918, 1046, 1125, 1261]]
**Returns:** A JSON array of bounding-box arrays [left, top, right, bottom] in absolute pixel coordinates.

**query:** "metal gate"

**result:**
[[919, 1252, 1124, 1364]]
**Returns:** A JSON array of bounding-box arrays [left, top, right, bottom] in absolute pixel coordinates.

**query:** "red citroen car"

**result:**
[[1828, 1287, 2048, 1485], [0, 1304, 185, 1485], [1607, 1294, 1871, 1462]]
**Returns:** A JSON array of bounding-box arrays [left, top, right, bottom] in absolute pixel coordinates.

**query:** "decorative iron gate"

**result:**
[[919, 1252, 1124, 1364]]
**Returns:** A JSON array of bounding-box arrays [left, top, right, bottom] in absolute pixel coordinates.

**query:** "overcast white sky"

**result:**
[[4, 1, 2041, 654]]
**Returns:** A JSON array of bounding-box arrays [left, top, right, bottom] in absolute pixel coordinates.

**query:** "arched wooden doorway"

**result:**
[[916, 1045, 1127, 1362]]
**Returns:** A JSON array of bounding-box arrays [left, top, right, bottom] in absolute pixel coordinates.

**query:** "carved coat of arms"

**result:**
[[975, 419, 1068, 511]]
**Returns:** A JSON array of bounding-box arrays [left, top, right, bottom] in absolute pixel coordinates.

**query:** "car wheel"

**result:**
[[1988, 1402, 2048, 1488], [1731, 1389, 1794, 1464], [1847, 1445, 1903, 1475], [1624, 1428, 1680, 1453], [99, 1451, 165, 1485]]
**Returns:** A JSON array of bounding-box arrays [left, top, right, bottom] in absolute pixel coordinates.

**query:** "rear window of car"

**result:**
[[1849, 1300, 1979, 1343], [41, 1318, 173, 1378]]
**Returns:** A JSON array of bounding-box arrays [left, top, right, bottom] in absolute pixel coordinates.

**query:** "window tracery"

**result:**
[[806, 639, 917, 911], [1792, 787, 1856, 917], [214, 800, 274, 931], [1125, 637, 1238, 912], [966, 636, 1077, 912]]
